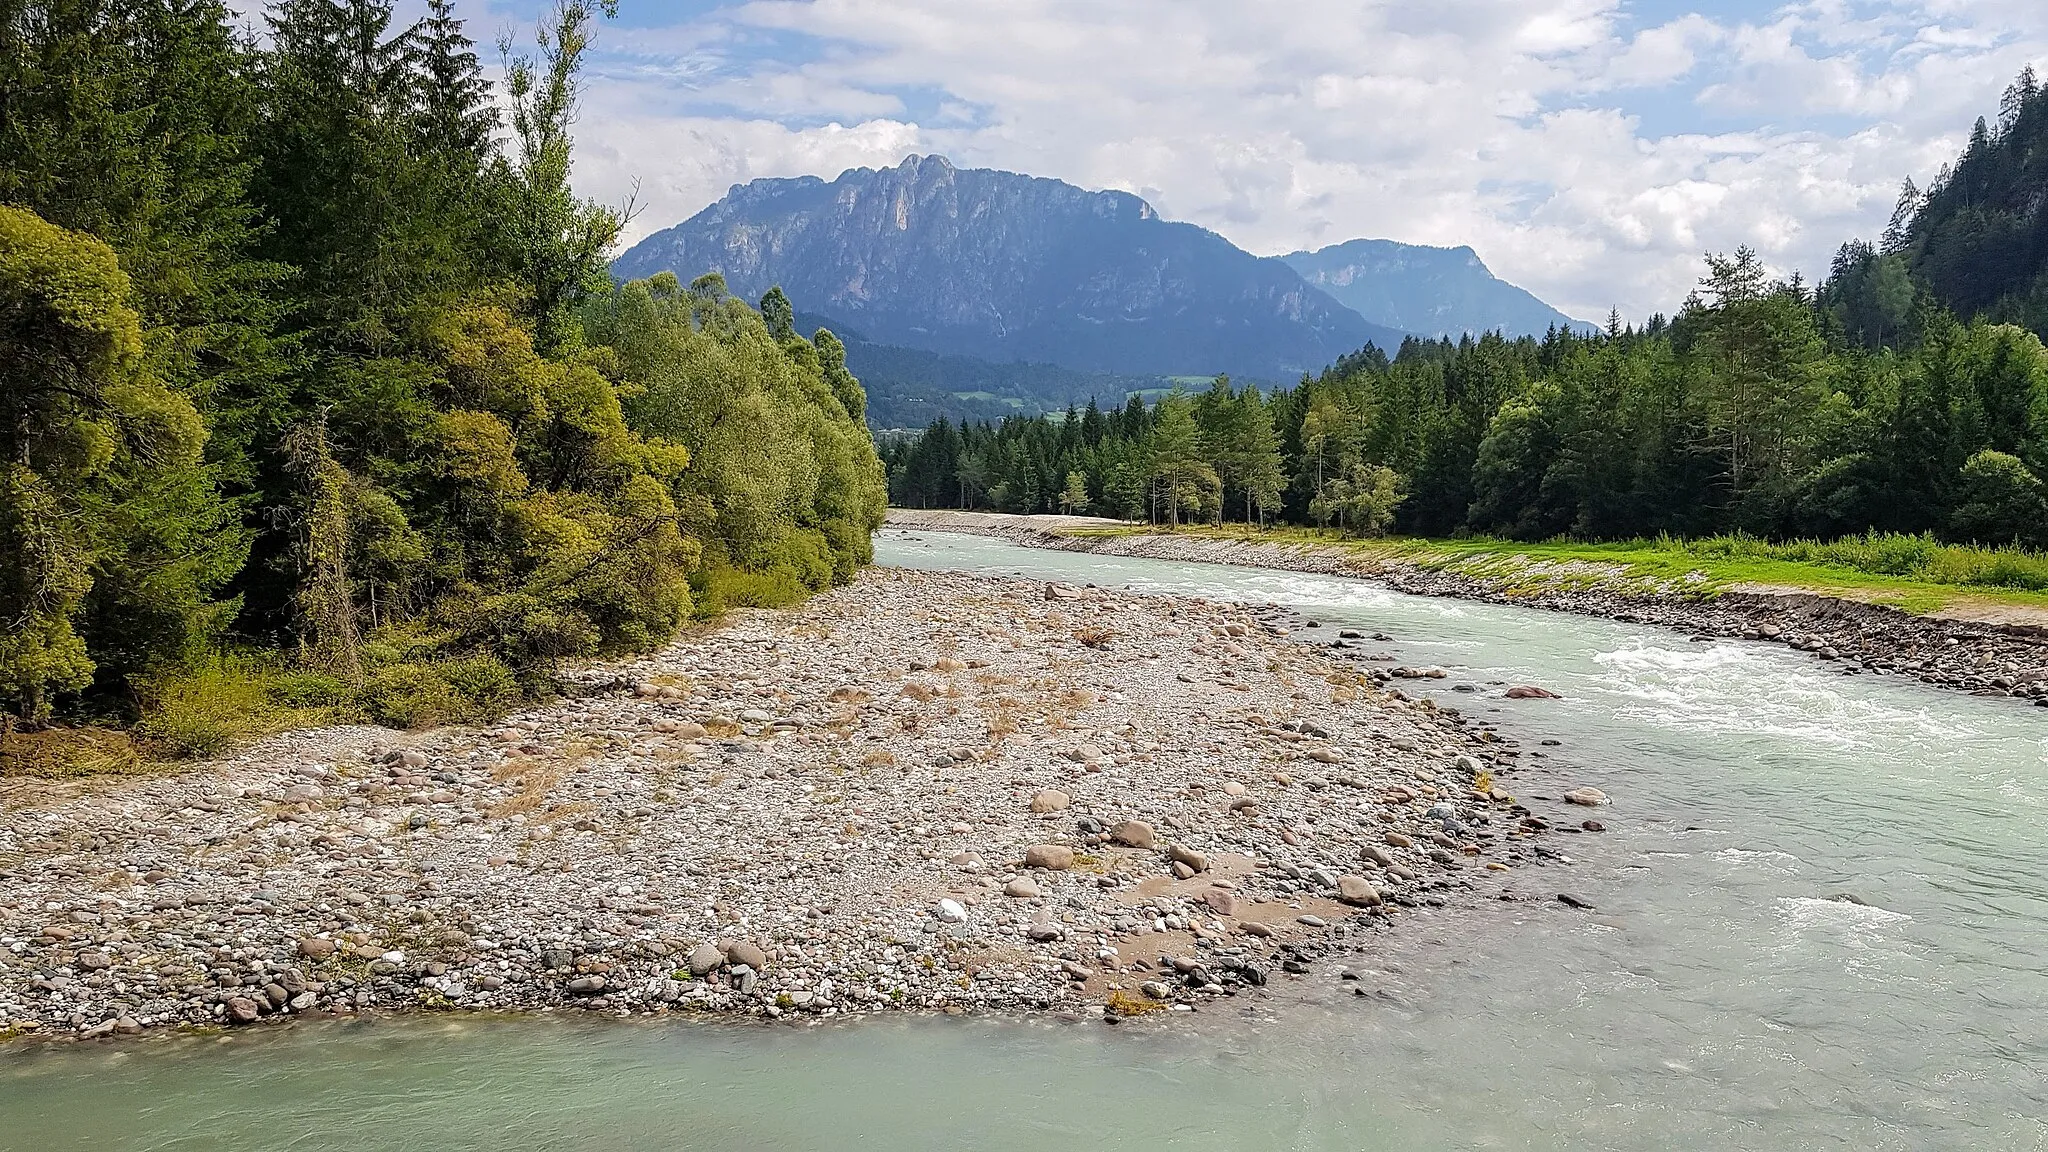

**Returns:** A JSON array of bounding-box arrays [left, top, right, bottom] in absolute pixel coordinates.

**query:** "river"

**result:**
[[4, 527, 2043, 1151]]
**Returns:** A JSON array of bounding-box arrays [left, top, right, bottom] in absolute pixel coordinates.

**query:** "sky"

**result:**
[[435, 0, 2043, 323]]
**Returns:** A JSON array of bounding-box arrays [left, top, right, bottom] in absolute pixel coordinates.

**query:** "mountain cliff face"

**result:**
[[1282, 238, 1592, 338], [612, 155, 1403, 380]]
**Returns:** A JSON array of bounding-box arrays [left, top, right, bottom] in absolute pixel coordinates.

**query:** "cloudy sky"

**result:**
[[461, 0, 2043, 323]]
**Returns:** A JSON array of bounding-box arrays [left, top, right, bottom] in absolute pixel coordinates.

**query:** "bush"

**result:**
[[690, 566, 813, 617], [436, 655, 522, 712], [362, 665, 464, 729], [133, 657, 288, 758], [263, 670, 355, 710], [363, 658, 523, 729]]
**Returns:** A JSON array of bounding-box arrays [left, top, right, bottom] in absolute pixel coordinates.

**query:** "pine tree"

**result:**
[[1058, 470, 1090, 515], [412, 0, 497, 160], [503, 0, 627, 351]]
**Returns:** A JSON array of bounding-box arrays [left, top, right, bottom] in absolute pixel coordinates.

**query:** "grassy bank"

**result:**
[[1069, 525, 2048, 617]]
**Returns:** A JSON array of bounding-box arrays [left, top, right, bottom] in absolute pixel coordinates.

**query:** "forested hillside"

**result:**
[[887, 256, 2047, 547], [810, 315, 1171, 430], [0, 0, 883, 753], [885, 79, 2048, 553], [1886, 68, 2048, 337]]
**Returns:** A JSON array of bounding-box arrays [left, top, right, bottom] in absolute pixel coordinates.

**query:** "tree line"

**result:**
[[884, 74, 2048, 552], [1, 0, 884, 738]]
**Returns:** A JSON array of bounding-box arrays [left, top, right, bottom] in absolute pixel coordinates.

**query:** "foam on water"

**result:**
[[1591, 640, 1985, 750], [1711, 847, 1805, 875]]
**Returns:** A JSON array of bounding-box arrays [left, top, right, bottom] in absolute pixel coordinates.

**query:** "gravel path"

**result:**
[[0, 568, 1583, 1042]]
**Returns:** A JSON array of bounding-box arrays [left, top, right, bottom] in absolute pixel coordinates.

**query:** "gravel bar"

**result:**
[[1, 568, 1584, 1042]]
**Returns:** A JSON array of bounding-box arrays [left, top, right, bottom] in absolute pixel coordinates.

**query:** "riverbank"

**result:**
[[885, 511, 2048, 703], [0, 567, 1579, 1042]]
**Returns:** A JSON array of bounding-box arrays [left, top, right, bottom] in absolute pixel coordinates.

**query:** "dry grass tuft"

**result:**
[[0, 726, 145, 777], [535, 800, 597, 825]]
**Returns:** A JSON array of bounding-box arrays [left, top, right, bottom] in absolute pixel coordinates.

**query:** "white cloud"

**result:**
[[558, 0, 2047, 322], [1603, 15, 1725, 87]]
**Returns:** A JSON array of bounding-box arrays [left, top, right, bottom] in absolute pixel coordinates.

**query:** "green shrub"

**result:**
[[363, 664, 464, 729], [436, 655, 522, 712], [690, 566, 812, 617], [133, 656, 287, 758], [363, 658, 526, 729], [263, 670, 355, 710]]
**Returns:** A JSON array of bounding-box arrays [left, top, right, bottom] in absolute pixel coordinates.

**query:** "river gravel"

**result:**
[[0, 568, 1586, 1042]]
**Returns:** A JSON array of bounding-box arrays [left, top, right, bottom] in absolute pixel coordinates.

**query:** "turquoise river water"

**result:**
[[2, 527, 2042, 1151]]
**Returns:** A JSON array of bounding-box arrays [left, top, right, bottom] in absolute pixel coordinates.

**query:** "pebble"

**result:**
[[1112, 820, 1157, 849], [1024, 844, 1075, 871], [1029, 789, 1071, 814], [1336, 876, 1382, 906]]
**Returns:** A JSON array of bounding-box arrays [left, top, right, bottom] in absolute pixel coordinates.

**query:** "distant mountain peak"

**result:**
[[1282, 238, 1589, 338]]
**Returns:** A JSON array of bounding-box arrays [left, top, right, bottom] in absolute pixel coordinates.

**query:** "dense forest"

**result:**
[[0, 0, 884, 750], [884, 72, 2048, 552]]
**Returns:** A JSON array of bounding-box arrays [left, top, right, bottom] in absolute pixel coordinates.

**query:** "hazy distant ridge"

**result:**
[[1281, 238, 1594, 338]]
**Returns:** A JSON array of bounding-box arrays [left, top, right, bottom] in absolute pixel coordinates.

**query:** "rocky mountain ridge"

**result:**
[[614, 155, 1402, 380]]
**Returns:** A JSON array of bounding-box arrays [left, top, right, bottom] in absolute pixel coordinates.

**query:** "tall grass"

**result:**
[[1652, 531, 2048, 593]]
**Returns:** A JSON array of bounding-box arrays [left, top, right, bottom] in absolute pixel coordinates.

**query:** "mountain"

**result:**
[[1281, 238, 1593, 338], [798, 313, 1168, 430], [612, 155, 1404, 382], [1890, 72, 2048, 334]]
